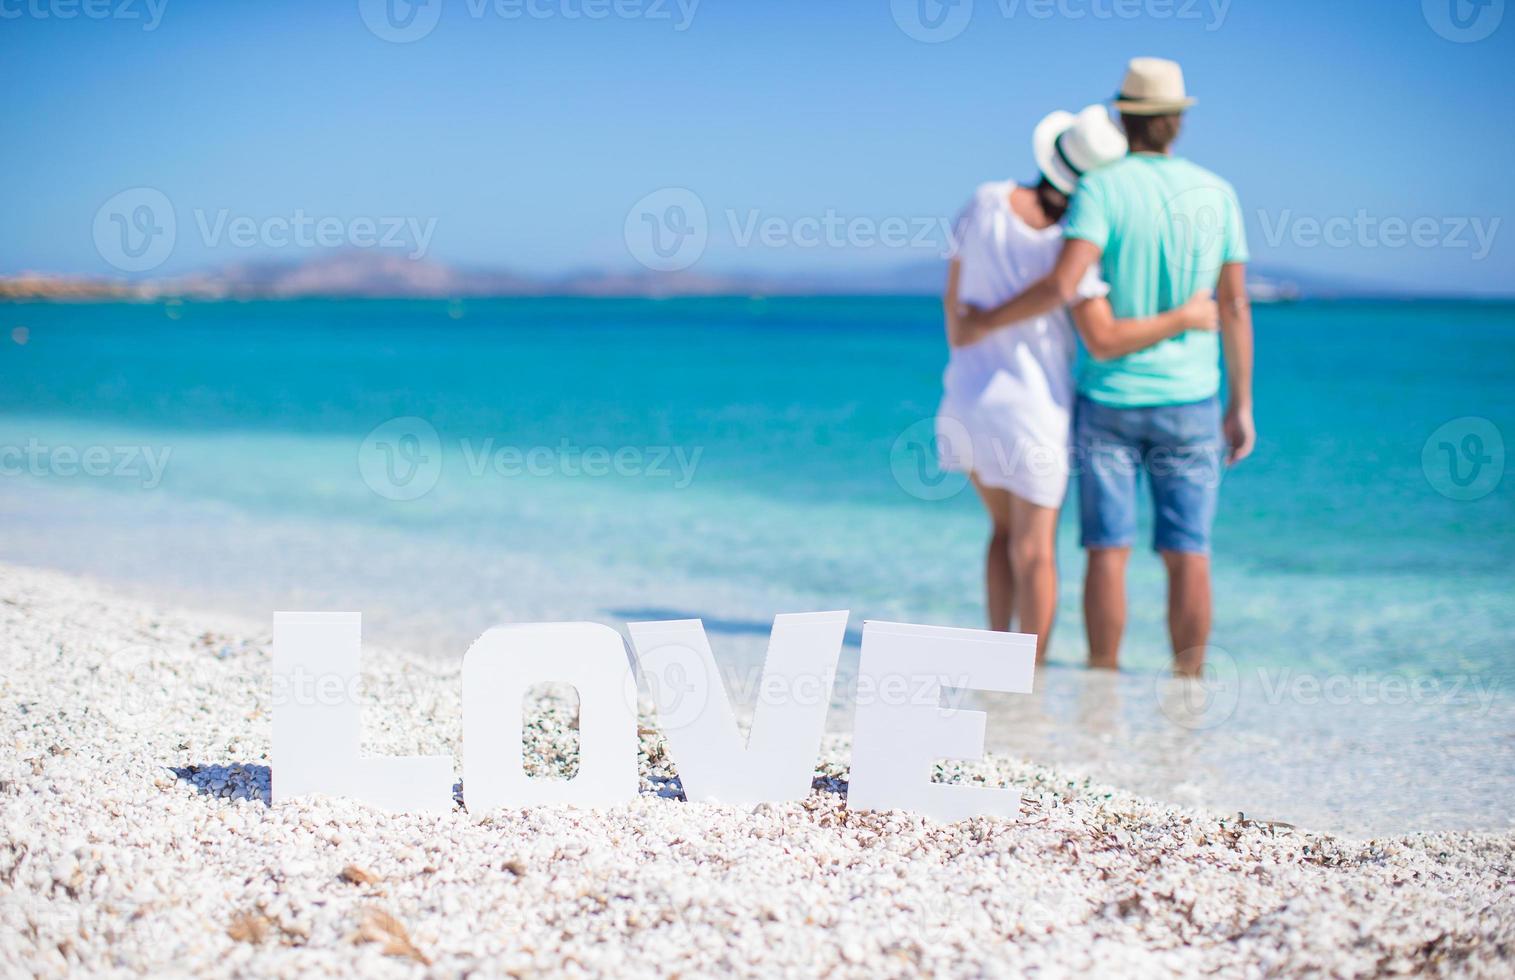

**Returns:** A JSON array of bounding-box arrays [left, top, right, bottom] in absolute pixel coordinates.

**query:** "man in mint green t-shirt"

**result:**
[[958, 58, 1255, 677]]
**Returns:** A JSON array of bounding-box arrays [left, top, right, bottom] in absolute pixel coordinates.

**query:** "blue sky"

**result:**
[[2, 0, 1512, 294]]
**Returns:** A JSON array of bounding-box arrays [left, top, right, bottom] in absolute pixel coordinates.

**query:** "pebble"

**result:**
[[1, 561, 1511, 978]]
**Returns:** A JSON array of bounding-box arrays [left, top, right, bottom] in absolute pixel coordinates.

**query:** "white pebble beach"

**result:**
[[1, 560, 1510, 978]]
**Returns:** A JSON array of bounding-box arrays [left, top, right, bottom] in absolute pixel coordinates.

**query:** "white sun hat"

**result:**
[[1033, 103, 1129, 195]]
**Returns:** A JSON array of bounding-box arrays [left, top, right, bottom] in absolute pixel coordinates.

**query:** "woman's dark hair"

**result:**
[[1035, 177, 1070, 223], [1120, 112, 1183, 153]]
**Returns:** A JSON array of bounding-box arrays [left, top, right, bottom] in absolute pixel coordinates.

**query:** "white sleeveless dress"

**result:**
[[935, 181, 1108, 508]]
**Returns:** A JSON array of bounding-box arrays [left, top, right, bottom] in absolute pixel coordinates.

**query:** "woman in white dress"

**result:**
[[937, 104, 1217, 660]]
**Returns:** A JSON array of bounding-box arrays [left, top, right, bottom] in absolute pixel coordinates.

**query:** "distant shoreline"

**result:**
[[6, 254, 1508, 304], [2, 280, 1502, 305]]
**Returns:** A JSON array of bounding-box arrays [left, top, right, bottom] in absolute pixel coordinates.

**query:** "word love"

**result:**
[[272, 612, 1036, 822]]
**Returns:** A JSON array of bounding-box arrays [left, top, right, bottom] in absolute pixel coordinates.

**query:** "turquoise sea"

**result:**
[[2, 297, 1511, 836]]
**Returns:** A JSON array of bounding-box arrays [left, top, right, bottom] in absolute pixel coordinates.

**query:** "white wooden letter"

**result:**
[[628, 611, 848, 805], [462, 622, 639, 811], [848, 621, 1035, 821], [271, 612, 453, 812]]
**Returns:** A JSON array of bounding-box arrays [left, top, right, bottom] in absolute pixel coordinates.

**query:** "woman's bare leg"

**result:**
[[971, 475, 1014, 632], [1007, 493, 1060, 663]]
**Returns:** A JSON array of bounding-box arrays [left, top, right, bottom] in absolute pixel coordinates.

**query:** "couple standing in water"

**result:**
[[937, 57, 1254, 677]]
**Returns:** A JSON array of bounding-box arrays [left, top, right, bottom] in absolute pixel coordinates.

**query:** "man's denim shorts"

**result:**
[[1073, 395, 1224, 554]]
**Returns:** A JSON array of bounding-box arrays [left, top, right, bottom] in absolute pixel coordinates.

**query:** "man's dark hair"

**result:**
[[1035, 177, 1070, 223], [1120, 112, 1184, 153]]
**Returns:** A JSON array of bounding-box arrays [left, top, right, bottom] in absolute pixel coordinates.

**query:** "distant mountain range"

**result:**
[[0, 253, 952, 301], [0, 250, 1446, 303]]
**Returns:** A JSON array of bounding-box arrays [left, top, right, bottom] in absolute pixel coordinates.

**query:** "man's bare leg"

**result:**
[[1084, 547, 1129, 670], [1007, 493, 1059, 663], [972, 476, 1015, 632], [1161, 550, 1212, 676]]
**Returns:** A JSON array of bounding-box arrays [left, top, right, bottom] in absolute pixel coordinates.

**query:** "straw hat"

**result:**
[[1112, 57, 1197, 115], [1033, 104, 1129, 195]]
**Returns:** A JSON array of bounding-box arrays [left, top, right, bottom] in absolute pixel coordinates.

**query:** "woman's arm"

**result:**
[[943, 258, 965, 347], [1070, 289, 1219, 360]]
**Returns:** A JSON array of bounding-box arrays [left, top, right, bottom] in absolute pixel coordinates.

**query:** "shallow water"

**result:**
[[2, 297, 1511, 836]]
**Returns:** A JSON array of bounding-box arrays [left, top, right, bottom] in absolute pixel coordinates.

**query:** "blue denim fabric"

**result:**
[[1074, 395, 1224, 554]]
